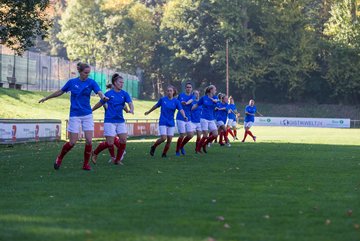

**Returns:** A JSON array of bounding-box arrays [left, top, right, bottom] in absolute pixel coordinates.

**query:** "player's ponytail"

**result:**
[[111, 73, 123, 85], [205, 85, 215, 95], [167, 85, 178, 97]]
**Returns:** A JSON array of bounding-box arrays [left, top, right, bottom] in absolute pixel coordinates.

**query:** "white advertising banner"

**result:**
[[0, 119, 61, 144], [254, 117, 350, 128]]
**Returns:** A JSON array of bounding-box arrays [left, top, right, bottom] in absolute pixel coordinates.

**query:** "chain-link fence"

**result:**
[[0, 45, 140, 98]]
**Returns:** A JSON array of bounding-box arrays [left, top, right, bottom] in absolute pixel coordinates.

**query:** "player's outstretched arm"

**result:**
[[97, 91, 109, 102], [191, 104, 198, 111], [179, 109, 188, 121], [144, 104, 158, 116], [39, 90, 64, 103], [128, 102, 135, 114], [92, 102, 104, 112]]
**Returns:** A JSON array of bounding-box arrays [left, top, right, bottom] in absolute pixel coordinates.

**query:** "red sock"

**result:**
[[114, 137, 120, 148], [94, 142, 109, 155], [234, 129, 237, 137], [205, 135, 217, 146], [242, 130, 248, 142], [108, 144, 115, 159], [116, 143, 126, 161], [181, 136, 192, 148], [219, 132, 224, 144], [195, 137, 200, 150], [228, 128, 235, 138], [224, 132, 229, 144], [197, 137, 207, 151], [84, 144, 92, 165], [163, 142, 171, 155], [176, 136, 184, 152], [153, 138, 163, 148], [58, 142, 74, 159], [247, 130, 255, 138]]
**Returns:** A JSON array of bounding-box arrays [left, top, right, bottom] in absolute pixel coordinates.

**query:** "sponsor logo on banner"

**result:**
[[254, 117, 350, 128]]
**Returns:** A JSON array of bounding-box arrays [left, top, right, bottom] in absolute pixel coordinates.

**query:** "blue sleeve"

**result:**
[[155, 98, 162, 108], [245, 106, 249, 113], [176, 99, 183, 110], [198, 97, 204, 106], [92, 80, 101, 94], [61, 79, 71, 92], [125, 92, 132, 103]]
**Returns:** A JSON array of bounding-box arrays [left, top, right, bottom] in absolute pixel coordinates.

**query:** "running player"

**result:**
[[145, 86, 188, 157], [91, 73, 134, 165], [242, 99, 263, 142], [216, 94, 231, 147], [191, 85, 219, 153], [188, 90, 202, 152], [175, 82, 195, 156], [39, 63, 108, 171], [226, 96, 238, 141]]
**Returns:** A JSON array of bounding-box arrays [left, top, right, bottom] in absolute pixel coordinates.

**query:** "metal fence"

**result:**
[[0, 45, 140, 98]]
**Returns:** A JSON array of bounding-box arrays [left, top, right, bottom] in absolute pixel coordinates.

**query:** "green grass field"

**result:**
[[1, 127, 360, 241]]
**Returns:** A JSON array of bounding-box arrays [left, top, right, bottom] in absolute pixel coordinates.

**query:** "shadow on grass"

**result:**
[[0, 141, 359, 241]]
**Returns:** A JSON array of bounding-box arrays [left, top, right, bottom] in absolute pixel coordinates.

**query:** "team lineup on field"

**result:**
[[39, 63, 263, 170]]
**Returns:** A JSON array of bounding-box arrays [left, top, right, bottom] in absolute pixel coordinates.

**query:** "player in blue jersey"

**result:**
[[188, 90, 202, 152], [175, 82, 195, 156], [226, 96, 239, 141], [242, 99, 263, 142], [91, 73, 134, 165], [216, 94, 231, 147], [191, 85, 219, 153], [39, 63, 108, 171], [145, 86, 188, 157]]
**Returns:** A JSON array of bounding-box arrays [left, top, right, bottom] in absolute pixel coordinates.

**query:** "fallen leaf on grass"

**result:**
[[216, 216, 225, 221], [325, 219, 331, 225], [347, 209, 353, 216], [263, 215, 270, 219], [354, 224, 359, 230], [224, 223, 230, 228]]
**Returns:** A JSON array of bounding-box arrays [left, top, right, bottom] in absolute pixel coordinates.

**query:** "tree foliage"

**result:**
[[0, 0, 51, 54]]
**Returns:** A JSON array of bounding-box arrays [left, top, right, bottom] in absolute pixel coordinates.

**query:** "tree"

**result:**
[[322, 0, 360, 103], [58, 0, 106, 64], [0, 0, 51, 53]]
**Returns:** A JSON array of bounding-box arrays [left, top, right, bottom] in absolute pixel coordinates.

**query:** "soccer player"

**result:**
[[216, 94, 231, 147], [175, 82, 195, 156], [91, 73, 134, 165], [242, 99, 263, 142], [189, 90, 202, 152], [226, 96, 239, 141], [145, 86, 188, 157], [191, 85, 219, 153], [39, 63, 108, 171]]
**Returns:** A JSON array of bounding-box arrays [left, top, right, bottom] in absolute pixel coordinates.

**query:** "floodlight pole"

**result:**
[[226, 39, 229, 97]]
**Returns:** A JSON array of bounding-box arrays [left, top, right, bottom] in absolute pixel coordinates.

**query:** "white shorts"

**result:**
[[104, 122, 127, 136], [200, 118, 217, 132], [226, 119, 237, 127], [244, 121, 254, 128], [159, 125, 175, 136], [176, 120, 193, 133], [191, 122, 202, 132], [67, 114, 94, 133], [216, 121, 225, 127]]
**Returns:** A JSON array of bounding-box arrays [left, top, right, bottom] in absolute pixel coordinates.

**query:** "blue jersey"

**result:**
[[191, 99, 202, 123], [156, 96, 183, 127], [216, 102, 229, 123], [61, 77, 101, 117], [245, 105, 257, 122], [100, 89, 132, 123], [228, 104, 237, 120], [176, 93, 194, 121], [197, 95, 218, 121]]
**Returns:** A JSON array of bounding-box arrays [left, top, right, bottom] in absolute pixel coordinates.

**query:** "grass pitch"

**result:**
[[0, 127, 360, 241]]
